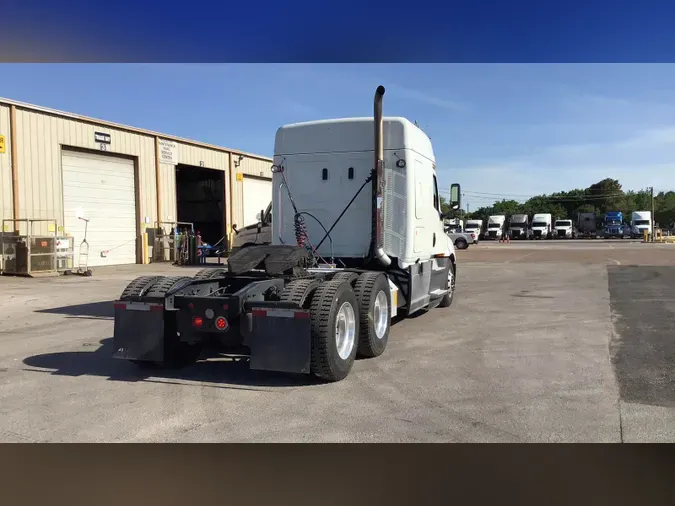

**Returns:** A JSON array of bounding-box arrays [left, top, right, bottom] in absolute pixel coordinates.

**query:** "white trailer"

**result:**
[[112, 86, 461, 382], [531, 213, 552, 239], [485, 215, 506, 240], [631, 211, 652, 239]]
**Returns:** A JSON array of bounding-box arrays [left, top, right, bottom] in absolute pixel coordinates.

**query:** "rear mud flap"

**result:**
[[112, 302, 166, 362], [248, 305, 312, 374]]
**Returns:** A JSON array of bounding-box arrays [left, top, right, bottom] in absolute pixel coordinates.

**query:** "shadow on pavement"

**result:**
[[35, 301, 114, 319], [608, 265, 675, 408], [23, 337, 321, 390]]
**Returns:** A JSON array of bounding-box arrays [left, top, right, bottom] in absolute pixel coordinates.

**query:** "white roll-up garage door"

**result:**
[[242, 176, 272, 227], [62, 150, 137, 267]]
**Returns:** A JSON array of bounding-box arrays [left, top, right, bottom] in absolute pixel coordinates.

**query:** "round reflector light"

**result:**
[[215, 317, 228, 330]]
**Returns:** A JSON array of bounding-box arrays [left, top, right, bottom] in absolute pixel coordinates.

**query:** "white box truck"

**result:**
[[111, 85, 461, 382], [485, 215, 506, 240], [531, 213, 552, 239], [631, 211, 652, 239]]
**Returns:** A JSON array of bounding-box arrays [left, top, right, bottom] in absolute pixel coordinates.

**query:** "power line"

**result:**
[[464, 190, 628, 200]]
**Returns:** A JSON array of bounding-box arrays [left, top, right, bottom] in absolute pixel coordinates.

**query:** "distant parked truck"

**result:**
[[444, 218, 464, 233], [509, 214, 530, 240], [603, 211, 623, 239], [554, 219, 575, 239], [631, 211, 652, 239], [464, 219, 483, 243], [485, 215, 506, 240], [530, 213, 552, 239], [577, 212, 597, 239]]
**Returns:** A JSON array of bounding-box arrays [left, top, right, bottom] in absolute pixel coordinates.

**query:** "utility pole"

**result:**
[[650, 186, 655, 242]]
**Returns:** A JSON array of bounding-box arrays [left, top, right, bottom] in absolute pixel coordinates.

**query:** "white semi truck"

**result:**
[[509, 214, 530, 240], [531, 213, 552, 239], [485, 215, 506, 240], [464, 220, 483, 243], [554, 219, 575, 239], [631, 211, 652, 239], [111, 86, 460, 382]]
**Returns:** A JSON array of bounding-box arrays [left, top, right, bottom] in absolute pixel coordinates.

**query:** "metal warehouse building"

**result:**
[[0, 98, 272, 269]]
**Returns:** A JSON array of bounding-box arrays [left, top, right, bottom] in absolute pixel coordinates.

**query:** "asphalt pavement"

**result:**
[[0, 242, 673, 442]]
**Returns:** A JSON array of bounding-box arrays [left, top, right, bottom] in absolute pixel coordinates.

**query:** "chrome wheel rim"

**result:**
[[373, 290, 389, 339], [335, 302, 356, 360]]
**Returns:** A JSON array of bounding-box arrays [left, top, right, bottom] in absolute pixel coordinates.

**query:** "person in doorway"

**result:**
[[196, 230, 206, 264]]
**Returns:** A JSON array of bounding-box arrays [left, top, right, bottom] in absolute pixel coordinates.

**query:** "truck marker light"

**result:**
[[188, 303, 194, 309], [222, 304, 229, 310], [215, 317, 229, 330], [252, 309, 267, 317], [192, 316, 204, 328], [294, 311, 310, 319]]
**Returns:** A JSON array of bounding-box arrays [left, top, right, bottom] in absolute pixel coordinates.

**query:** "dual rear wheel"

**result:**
[[281, 272, 392, 382]]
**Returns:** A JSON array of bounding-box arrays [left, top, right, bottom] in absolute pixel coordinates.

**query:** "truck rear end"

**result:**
[[111, 85, 460, 383]]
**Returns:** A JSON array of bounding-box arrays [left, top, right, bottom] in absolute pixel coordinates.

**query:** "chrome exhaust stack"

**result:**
[[371, 85, 392, 267]]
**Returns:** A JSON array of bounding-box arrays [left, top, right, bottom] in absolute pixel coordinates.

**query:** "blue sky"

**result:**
[[1, 64, 674, 210]]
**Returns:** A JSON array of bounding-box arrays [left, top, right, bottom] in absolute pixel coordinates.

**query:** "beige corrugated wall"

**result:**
[[231, 156, 273, 226], [0, 105, 12, 228], [14, 108, 157, 236], [1, 100, 273, 259]]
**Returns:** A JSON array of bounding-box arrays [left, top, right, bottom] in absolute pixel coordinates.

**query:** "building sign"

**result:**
[[158, 138, 179, 165], [95, 132, 111, 144], [0, 134, 5, 153]]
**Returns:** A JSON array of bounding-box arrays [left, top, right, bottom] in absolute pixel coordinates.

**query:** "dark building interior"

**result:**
[[175, 164, 225, 246]]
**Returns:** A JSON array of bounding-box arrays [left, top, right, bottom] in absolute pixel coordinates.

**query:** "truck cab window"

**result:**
[[433, 175, 440, 212]]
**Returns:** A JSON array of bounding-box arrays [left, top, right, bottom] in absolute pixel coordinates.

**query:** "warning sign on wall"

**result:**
[[0, 135, 5, 154], [158, 138, 179, 165]]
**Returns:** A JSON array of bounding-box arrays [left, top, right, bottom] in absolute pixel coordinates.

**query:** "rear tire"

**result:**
[[138, 276, 202, 368], [143, 276, 194, 299], [330, 271, 360, 285], [280, 278, 321, 308], [309, 280, 359, 382], [119, 275, 163, 300], [353, 272, 391, 358], [194, 267, 228, 280]]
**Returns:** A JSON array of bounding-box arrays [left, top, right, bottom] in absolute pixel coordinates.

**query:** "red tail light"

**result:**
[[215, 316, 228, 330], [192, 316, 203, 328]]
